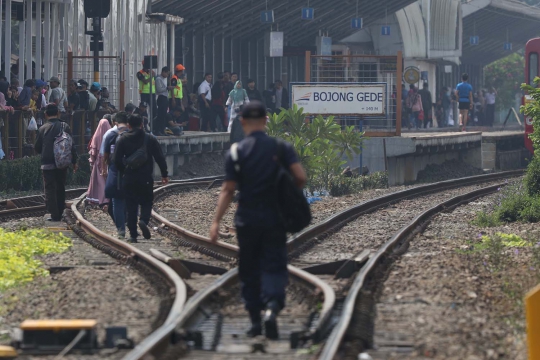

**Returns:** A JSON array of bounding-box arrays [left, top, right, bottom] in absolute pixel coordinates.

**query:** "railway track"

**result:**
[[0, 170, 523, 359], [149, 170, 522, 359], [0, 188, 87, 221]]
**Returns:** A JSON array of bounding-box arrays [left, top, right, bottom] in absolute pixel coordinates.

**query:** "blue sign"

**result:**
[[470, 36, 479, 45], [351, 18, 363, 29], [301, 7, 314, 20], [504, 42, 512, 51], [381, 25, 391, 36], [260, 10, 274, 23]]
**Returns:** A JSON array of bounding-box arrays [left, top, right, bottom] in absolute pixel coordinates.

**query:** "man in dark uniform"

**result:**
[[210, 102, 307, 340]]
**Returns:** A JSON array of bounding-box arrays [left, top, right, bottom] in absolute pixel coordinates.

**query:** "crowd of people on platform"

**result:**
[[135, 63, 290, 136], [399, 73, 499, 132]]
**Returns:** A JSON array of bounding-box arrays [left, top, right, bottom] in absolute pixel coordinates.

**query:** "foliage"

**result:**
[[267, 105, 365, 192], [0, 154, 90, 193], [0, 228, 72, 291], [484, 53, 524, 111], [472, 211, 501, 227], [522, 78, 540, 196], [327, 172, 388, 197]]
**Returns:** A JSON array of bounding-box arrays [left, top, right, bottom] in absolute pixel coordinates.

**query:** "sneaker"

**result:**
[[127, 237, 138, 243], [139, 221, 151, 239], [263, 301, 280, 340], [117, 231, 125, 239], [246, 324, 262, 338]]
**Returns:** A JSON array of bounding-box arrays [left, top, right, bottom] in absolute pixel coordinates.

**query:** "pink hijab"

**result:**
[[88, 119, 111, 165]]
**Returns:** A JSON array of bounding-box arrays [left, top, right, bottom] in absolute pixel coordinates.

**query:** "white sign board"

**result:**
[[292, 83, 386, 115], [266, 32, 283, 57]]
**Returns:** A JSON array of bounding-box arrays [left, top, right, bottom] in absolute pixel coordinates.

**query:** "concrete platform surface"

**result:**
[[481, 130, 524, 139]]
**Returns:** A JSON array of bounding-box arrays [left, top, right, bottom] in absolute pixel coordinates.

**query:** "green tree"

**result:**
[[521, 78, 540, 195], [267, 105, 365, 192], [484, 53, 524, 111]]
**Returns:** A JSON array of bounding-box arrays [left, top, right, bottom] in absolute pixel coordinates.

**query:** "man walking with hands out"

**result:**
[[210, 102, 308, 340], [114, 114, 169, 243]]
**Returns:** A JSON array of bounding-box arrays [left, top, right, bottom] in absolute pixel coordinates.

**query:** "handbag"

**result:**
[[418, 110, 425, 121]]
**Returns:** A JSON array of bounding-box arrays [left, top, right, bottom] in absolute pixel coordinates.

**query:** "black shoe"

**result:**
[[138, 221, 151, 239], [263, 302, 280, 340], [46, 217, 61, 222], [247, 309, 262, 337], [127, 237, 138, 243], [246, 323, 262, 338]]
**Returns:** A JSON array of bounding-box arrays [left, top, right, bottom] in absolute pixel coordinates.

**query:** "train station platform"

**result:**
[[154, 131, 230, 177], [359, 130, 527, 186], [155, 130, 528, 184]]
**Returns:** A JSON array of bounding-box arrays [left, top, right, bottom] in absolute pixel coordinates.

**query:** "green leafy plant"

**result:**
[[0, 228, 72, 290], [0, 154, 90, 193], [484, 53, 524, 111], [267, 105, 365, 192]]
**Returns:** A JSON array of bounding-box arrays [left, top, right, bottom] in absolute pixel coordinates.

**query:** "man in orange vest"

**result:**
[[169, 64, 185, 112]]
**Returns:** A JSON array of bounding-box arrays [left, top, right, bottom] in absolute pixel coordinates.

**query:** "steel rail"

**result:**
[[152, 183, 337, 343], [0, 188, 87, 220], [287, 170, 524, 256], [150, 170, 524, 351], [318, 182, 509, 359], [70, 195, 188, 359]]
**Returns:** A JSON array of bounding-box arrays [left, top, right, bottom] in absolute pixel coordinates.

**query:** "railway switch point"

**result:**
[[18, 319, 98, 354]]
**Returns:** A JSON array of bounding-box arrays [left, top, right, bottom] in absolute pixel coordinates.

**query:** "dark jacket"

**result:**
[[272, 87, 289, 110], [34, 118, 78, 169], [246, 88, 263, 103], [114, 128, 168, 183]]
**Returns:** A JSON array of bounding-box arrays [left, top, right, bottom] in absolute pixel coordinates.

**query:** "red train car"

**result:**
[[524, 38, 540, 154]]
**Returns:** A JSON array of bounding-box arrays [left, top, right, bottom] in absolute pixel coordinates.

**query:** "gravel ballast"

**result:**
[[368, 187, 534, 359]]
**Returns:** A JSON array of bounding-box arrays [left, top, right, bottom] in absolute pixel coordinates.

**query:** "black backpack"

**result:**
[[124, 134, 149, 169], [230, 138, 312, 233]]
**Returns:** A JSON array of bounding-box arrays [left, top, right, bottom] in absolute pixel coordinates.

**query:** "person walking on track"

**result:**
[[34, 104, 78, 222], [210, 102, 307, 340], [455, 73, 473, 132], [114, 114, 169, 243]]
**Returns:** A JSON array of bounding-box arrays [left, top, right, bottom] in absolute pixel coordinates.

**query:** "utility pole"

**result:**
[[83, 0, 110, 82], [89, 17, 103, 82]]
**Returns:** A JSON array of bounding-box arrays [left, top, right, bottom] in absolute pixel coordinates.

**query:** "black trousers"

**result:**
[[212, 105, 226, 131], [486, 104, 495, 127], [237, 225, 288, 312], [42, 168, 68, 221], [201, 106, 216, 132], [156, 95, 169, 133], [124, 180, 154, 239]]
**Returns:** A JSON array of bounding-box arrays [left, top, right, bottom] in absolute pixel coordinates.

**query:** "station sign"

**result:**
[[381, 26, 391, 36], [265, 31, 283, 57], [260, 10, 274, 23], [291, 83, 386, 115], [351, 18, 363, 29], [301, 8, 314, 20], [504, 43, 512, 51]]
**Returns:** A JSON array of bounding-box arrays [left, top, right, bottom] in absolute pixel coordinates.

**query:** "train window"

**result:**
[[530, 53, 538, 85]]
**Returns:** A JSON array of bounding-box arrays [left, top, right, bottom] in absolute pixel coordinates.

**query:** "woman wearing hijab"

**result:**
[[226, 81, 250, 132], [87, 118, 111, 207]]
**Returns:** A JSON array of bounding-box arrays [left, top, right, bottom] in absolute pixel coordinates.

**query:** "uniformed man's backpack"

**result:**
[[53, 122, 73, 169], [230, 138, 312, 233]]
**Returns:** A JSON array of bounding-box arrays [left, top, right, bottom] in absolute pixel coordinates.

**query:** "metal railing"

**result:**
[[305, 51, 403, 137], [1, 110, 114, 160], [66, 52, 125, 111]]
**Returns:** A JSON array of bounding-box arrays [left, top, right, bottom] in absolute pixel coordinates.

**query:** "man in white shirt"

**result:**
[[48, 77, 66, 112], [198, 73, 215, 132], [155, 66, 172, 136]]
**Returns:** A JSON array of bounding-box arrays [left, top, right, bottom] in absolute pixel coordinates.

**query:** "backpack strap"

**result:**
[[230, 143, 240, 172]]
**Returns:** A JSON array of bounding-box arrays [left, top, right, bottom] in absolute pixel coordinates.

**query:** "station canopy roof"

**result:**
[[462, 0, 540, 66], [151, 0, 417, 46]]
